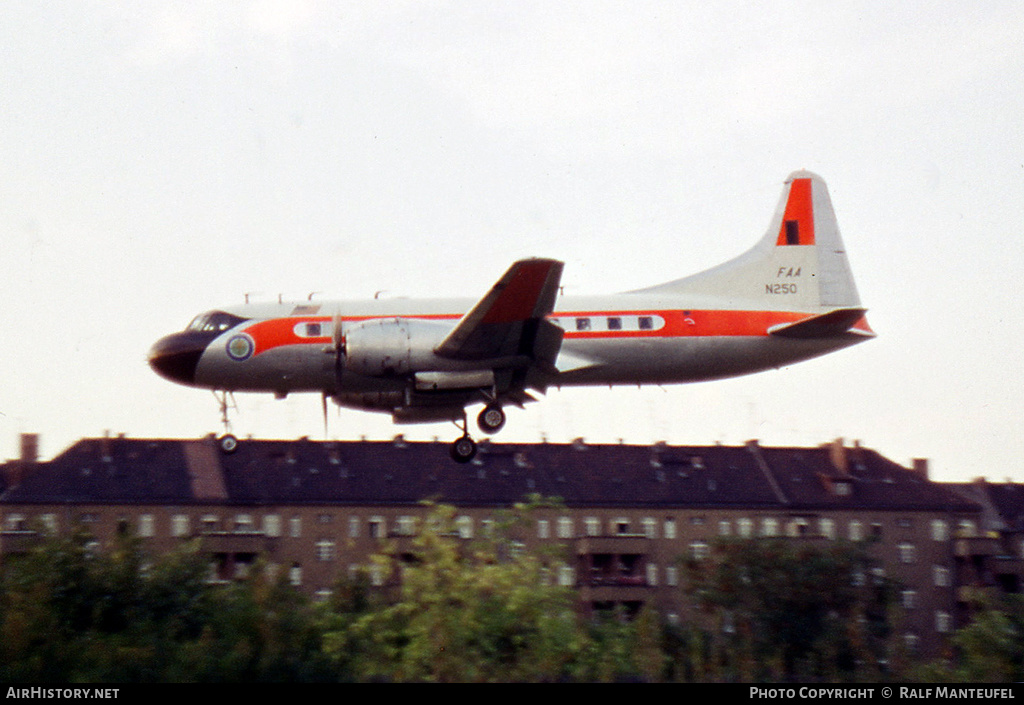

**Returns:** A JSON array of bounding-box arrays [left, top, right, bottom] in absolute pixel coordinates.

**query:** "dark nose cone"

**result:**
[[148, 333, 207, 385]]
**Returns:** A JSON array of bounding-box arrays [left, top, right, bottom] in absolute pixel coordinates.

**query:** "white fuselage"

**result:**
[[190, 292, 866, 397]]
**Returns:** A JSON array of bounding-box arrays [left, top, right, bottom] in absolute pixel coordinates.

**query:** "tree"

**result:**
[[325, 499, 583, 682], [683, 537, 896, 681]]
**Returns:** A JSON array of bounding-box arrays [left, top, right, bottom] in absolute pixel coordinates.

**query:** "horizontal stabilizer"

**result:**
[[768, 308, 872, 339]]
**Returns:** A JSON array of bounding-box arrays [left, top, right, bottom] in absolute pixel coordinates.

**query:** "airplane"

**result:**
[[148, 170, 873, 462]]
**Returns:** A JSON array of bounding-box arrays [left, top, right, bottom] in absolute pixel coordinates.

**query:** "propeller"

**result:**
[[321, 312, 346, 440]]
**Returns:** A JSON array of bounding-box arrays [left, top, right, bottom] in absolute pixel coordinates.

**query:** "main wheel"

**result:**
[[219, 434, 239, 454], [450, 435, 477, 463], [477, 404, 506, 434]]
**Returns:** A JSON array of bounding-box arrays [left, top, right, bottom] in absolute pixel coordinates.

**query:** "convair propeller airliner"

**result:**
[[149, 171, 873, 462]]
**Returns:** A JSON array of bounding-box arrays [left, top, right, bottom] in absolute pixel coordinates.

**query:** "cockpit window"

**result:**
[[187, 310, 249, 334]]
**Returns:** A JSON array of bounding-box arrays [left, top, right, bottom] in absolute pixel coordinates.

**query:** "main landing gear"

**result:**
[[449, 403, 506, 463]]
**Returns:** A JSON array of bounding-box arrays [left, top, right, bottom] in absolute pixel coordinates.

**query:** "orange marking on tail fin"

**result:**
[[776, 178, 815, 246]]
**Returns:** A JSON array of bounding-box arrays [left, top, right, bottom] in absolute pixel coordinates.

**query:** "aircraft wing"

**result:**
[[434, 258, 565, 370]]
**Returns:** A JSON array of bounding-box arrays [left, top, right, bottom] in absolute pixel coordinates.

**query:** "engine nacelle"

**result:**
[[342, 317, 452, 377]]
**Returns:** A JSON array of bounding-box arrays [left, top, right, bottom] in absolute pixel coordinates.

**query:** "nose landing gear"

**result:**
[[214, 390, 240, 454]]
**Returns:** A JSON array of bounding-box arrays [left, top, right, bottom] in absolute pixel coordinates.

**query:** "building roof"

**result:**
[[0, 435, 979, 512]]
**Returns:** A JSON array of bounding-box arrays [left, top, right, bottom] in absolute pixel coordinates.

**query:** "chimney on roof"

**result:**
[[7, 433, 40, 489], [20, 433, 39, 464], [828, 438, 848, 475], [912, 458, 929, 479]]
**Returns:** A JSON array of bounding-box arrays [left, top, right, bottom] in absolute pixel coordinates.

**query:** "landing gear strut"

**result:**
[[213, 390, 240, 454], [450, 403, 507, 462], [449, 412, 478, 463]]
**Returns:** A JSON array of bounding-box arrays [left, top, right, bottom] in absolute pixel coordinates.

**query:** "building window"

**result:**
[[456, 516, 473, 539], [904, 633, 919, 654], [738, 517, 753, 538], [642, 517, 658, 539], [933, 565, 951, 587], [646, 563, 658, 587], [613, 518, 630, 535], [263, 514, 281, 537], [761, 517, 779, 537], [201, 514, 219, 532], [317, 513, 333, 524], [957, 520, 977, 538], [666, 566, 679, 587], [139, 514, 155, 538], [690, 542, 710, 561], [585, 517, 600, 537], [368, 516, 384, 539], [557, 517, 573, 539], [40, 514, 57, 534], [234, 514, 254, 533], [902, 590, 917, 610], [664, 518, 677, 540], [936, 611, 952, 633], [396, 516, 417, 536], [315, 539, 335, 561], [898, 543, 916, 564], [172, 514, 190, 537], [718, 519, 732, 537], [787, 518, 809, 537], [849, 521, 863, 542], [931, 519, 948, 541], [289, 516, 302, 538], [348, 516, 359, 538], [819, 517, 835, 539], [537, 519, 550, 539], [558, 564, 575, 587]]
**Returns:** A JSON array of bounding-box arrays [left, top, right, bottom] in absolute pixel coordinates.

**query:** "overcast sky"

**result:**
[[2, 1, 1022, 482]]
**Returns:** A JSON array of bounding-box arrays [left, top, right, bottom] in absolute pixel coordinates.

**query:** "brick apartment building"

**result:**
[[2, 432, 1017, 659]]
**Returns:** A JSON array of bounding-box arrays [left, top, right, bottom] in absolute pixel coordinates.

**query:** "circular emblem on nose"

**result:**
[[226, 334, 255, 361]]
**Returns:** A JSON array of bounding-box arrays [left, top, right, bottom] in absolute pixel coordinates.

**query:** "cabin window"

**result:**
[[638, 316, 653, 330], [607, 316, 622, 330], [575, 317, 591, 331]]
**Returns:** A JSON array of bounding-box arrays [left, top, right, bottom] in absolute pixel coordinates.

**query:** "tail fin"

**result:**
[[636, 171, 862, 311]]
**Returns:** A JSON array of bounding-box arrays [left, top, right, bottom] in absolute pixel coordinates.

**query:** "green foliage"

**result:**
[[329, 500, 583, 682], [0, 530, 329, 682], [7, 507, 1023, 683], [683, 537, 896, 681], [914, 591, 1024, 682]]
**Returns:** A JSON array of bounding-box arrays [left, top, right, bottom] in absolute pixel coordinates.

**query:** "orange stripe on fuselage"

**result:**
[[240, 310, 815, 357]]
